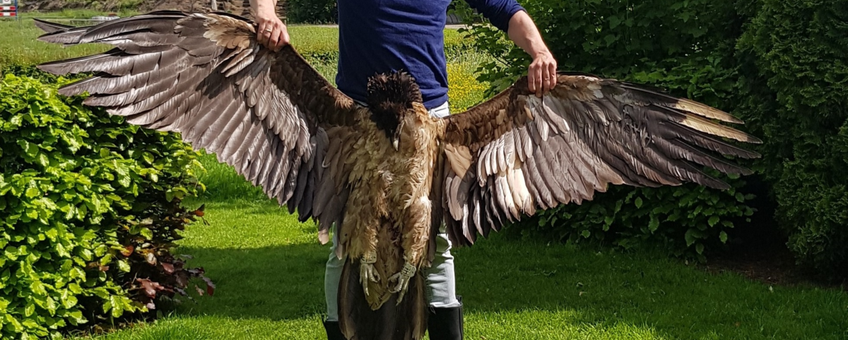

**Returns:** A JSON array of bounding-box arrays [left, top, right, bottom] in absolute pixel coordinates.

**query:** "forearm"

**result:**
[[505, 10, 557, 96], [507, 10, 551, 59], [249, 0, 277, 14]]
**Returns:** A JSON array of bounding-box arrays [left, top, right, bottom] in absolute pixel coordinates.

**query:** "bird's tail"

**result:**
[[338, 260, 427, 340]]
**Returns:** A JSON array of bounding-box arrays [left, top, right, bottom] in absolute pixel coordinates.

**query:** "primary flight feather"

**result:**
[[36, 12, 760, 340]]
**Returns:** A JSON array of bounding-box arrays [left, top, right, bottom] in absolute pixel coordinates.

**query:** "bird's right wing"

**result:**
[[36, 11, 362, 243]]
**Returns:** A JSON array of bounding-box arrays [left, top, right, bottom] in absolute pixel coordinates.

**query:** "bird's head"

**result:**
[[366, 71, 423, 151]]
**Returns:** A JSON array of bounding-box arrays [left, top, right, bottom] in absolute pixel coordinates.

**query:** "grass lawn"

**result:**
[[1, 14, 846, 340], [74, 182, 848, 340]]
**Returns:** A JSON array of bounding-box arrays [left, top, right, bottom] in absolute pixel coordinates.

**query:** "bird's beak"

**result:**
[[392, 121, 404, 151]]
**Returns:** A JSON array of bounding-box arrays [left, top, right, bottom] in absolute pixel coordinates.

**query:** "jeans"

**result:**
[[324, 101, 460, 322]]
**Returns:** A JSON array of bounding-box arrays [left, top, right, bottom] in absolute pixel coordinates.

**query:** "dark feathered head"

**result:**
[[366, 71, 422, 150]]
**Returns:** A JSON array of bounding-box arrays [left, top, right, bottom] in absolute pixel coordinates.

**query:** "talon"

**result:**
[[360, 262, 380, 283], [359, 252, 380, 296], [387, 262, 416, 304], [396, 286, 407, 304]]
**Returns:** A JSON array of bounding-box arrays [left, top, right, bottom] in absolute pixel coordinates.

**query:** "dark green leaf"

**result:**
[[684, 229, 697, 247], [648, 216, 660, 233]]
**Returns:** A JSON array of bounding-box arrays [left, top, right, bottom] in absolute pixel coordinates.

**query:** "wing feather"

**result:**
[[440, 73, 760, 244], [37, 12, 361, 244]]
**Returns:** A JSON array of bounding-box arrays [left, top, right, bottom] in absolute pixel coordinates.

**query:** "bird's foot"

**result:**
[[359, 251, 379, 296], [388, 262, 416, 304]]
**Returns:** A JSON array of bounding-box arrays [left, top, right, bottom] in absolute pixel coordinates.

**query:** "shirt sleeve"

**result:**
[[464, 0, 525, 32]]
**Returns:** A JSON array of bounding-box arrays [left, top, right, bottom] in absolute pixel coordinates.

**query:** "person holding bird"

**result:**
[[249, 1, 557, 339]]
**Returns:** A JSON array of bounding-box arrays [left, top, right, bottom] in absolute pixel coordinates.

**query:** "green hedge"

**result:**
[[454, 0, 757, 261], [0, 72, 211, 338], [287, 0, 337, 24], [737, 0, 848, 278]]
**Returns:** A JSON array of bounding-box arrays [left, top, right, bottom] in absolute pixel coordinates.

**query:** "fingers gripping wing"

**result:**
[[440, 73, 761, 246], [36, 12, 359, 243]]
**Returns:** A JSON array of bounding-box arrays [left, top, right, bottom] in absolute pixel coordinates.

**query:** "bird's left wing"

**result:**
[[439, 73, 761, 246], [36, 12, 361, 243]]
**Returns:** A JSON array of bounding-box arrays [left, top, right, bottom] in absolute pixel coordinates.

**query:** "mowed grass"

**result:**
[[2, 15, 846, 340], [76, 196, 848, 340]]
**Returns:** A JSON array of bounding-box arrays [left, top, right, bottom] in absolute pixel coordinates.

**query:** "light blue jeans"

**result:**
[[324, 101, 460, 322]]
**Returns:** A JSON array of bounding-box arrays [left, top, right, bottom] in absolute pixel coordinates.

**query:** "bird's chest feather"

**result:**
[[342, 107, 441, 295], [348, 111, 439, 216]]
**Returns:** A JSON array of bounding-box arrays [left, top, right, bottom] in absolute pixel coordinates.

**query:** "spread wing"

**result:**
[[439, 73, 761, 246], [36, 11, 360, 243]]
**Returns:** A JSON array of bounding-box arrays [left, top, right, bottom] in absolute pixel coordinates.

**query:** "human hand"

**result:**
[[528, 51, 557, 97], [254, 4, 289, 51]]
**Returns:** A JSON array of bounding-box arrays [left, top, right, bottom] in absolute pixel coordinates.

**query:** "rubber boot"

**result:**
[[427, 296, 464, 340], [324, 320, 346, 340]]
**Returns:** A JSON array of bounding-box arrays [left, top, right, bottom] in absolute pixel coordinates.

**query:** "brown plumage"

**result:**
[[36, 12, 761, 340]]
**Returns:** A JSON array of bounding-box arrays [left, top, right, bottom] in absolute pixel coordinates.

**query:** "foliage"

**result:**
[[447, 57, 490, 112], [0, 72, 210, 338], [736, 0, 848, 278], [286, 0, 337, 24], [453, 0, 758, 260], [532, 181, 755, 261]]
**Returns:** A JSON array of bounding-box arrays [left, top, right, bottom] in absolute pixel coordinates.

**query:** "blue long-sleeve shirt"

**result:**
[[336, 0, 525, 109]]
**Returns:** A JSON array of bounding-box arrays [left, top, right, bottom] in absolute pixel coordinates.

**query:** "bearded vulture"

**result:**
[[35, 11, 761, 340]]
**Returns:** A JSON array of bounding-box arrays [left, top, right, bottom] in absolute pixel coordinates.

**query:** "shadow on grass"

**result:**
[[177, 243, 327, 321], [174, 232, 848, 339]]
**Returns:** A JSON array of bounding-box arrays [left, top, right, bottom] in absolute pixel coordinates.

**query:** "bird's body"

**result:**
[[34, 12, 761, 340], [342, 101, 440, 308], [334, 96, 444, 339]]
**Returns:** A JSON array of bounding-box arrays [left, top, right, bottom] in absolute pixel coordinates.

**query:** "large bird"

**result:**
[[35, 11, 761, 340]]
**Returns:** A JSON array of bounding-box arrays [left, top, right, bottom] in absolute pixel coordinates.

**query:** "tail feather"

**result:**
[[339, 260, 427, 340], [35, 19, 88, 45], [33, 19, 76, 34]]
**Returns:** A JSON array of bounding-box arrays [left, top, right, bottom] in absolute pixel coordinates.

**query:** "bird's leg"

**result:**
[[388, 195, 432, 304], [388, 260, 416, 303], [353, 219, 381, 297], [359, 249, 380, 296]]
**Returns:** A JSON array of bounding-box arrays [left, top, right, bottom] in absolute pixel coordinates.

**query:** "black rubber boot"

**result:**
[[427, 297, 464, 340], [324, 320, 346, 340]]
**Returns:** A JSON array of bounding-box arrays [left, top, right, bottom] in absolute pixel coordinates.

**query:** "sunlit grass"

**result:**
[[73, 187, 848, 340], [0, 19, 110, 69]]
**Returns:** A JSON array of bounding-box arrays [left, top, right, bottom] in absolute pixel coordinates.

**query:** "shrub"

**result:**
[[531, 181, 755, 260], [454, 0, 758, 260], [287, 0, 337, 24], [0, 72, 211, 339], [736, 0, 848, 278]]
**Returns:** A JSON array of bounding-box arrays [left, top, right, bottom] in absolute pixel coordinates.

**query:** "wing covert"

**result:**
[[440, 73, 761, 246]]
